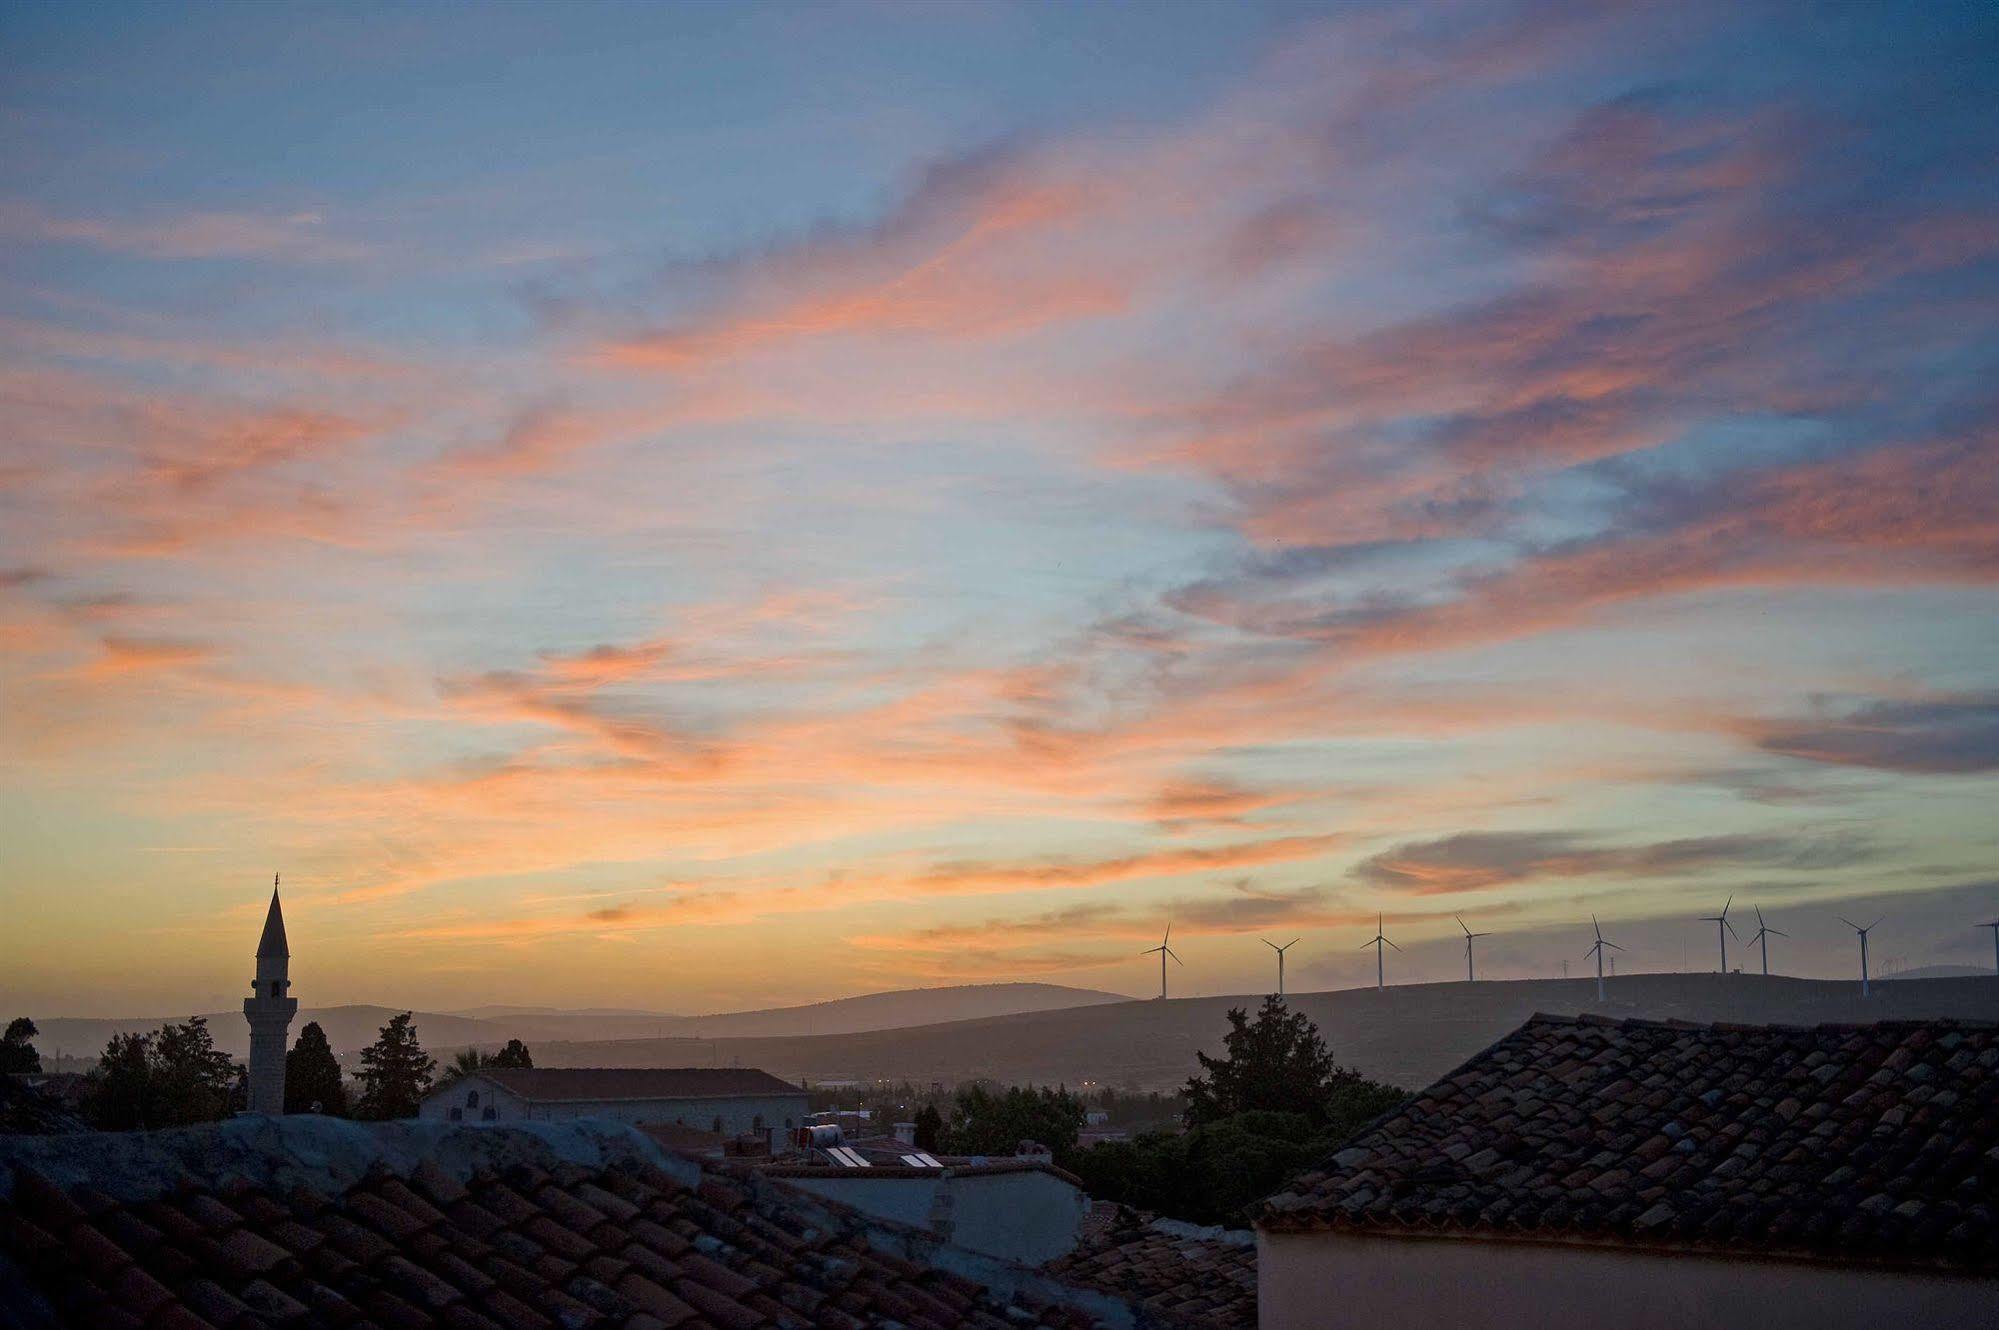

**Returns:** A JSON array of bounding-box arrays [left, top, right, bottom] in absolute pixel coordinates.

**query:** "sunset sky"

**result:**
[[4, 1, 1997, 1018]]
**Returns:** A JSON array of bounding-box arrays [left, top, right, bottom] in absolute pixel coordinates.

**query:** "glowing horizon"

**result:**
[[3, 1, 1996, 1018]]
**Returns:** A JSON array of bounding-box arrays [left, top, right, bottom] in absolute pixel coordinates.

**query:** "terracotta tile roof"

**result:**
[[0, 1124, 1116, 1330], [1259, 1013, 1999, 1272], [1044, 1206, 1256, 1330], [469, 1068, 806, 1103]]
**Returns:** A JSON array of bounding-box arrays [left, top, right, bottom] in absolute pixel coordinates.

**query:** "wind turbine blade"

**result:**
[[1263, 938, 1278, 952], [1838, 917, 1860, 931], [1722, 895, 1733, 916], [1167, 948, 1183, 965], [1866, 917, 1883, 931], [1457, 914, 1471, 937], [1385, 938, 1402, 951], [1288, 938, 1301, 949], [1358, 940, 1375, 951], [1725, 919, 1742, 939], [1163, 922, 1172, 945], [1605, 941, 1626, 951]]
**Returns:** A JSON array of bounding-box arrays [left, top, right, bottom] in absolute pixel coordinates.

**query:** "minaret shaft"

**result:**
[[243, 881, 297, 1114]]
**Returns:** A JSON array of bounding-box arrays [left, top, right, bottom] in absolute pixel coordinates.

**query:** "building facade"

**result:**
[[762, 1155, 1091, 1266], [418, 1066, 809, 1139]]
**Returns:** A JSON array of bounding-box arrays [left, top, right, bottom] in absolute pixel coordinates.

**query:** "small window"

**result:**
[[467, 1090, 479, 1108], [784, 1117, 793, 1129], [712, 1116, 723, 1134], [482, 1107, 496, 1121], [753, 1115, 764, 1131], [269, 981, 281, 998], [449, 1107, 462, 1122]]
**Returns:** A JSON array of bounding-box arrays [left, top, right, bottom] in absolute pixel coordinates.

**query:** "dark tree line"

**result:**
[[1068, 996, 1406, 1225], [83, 1017, 238, 1130], [68, 1010, 497, 1129]]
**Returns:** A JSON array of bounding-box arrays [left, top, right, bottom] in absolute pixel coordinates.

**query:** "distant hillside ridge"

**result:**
[[672, 982, 1132, 1039], [523, 972, 1999, 1093], [25, 982, 1134, 1063], [30, 1005, 503, 1064]]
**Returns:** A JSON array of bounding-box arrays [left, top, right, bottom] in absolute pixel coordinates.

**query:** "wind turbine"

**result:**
[[1142, 923, 1182, 1000], [1584, 916, 1623, 1003], [1262, 938, 1301, 998], [1699, 895, 1740, 973], [1839, 916, 1882, 997], [1745, 907, 1786, 976], [1981, 920, 1999, 976], [1457, 915, 1492, 982], [1359, 915, 1399, 991]]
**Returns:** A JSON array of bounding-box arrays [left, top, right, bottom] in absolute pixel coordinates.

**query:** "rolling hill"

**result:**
[[524, 972, 1999, 1092], [31, 1005, 501, 1064], [25, 982, 1131, 1063]]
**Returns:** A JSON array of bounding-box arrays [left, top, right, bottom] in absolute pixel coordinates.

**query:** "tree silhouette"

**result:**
[[285, 1021, 349, 1116], [150, 1016, 238, 1126], [1, 1017, 41, 1074], [442, 1048, 488, 1084], [85, 1031, 154, 1130], [354, 1012, 435, 1120], [941, 1083, 1084, 1159], [912, 1102, 943, 1152], [82, 1017, 238, 1129], [1184, 995, 1373, 1128], [489, 1038, 533, 1069]]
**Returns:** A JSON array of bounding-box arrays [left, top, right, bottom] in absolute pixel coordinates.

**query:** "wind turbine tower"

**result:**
[[1699, 895, 1739, 973], [1982, 920, 1999, 976], [1457, 915, 1492, 982], [1262, 937, 1300, 998], [1360, 915, 1399, 991], [1839, 916, 1882, 997], [1585, 916, 1623, 1003], [1746, 907, 1786, 976], [1142, 923, 1183, 1000]]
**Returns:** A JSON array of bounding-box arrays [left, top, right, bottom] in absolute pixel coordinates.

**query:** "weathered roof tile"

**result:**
[[1257, 1014, 1999, 1273]]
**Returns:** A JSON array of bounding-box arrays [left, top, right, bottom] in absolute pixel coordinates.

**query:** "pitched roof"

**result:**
[[1044, 1205, 1256, 1329], [1258, 1013, 1999, 1272], [0, 1119, 1117, 1330], [464, 1068, 807, 1103], [256, 887, 288, 960]]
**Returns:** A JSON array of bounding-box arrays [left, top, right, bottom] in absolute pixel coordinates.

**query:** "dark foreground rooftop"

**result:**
[[0, 1118, 1131, 1330], [1260, 1013, 1999, 1272], [1045, 1205, 1255, 1330]]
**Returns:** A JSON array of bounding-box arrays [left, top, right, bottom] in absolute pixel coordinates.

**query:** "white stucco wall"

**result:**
[[779, 1168, 1089, 1266], [1260, 1229, 1998, 1330], [418, 1077, 807, 1137]]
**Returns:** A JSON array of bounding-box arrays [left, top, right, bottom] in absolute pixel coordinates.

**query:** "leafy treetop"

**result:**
[[941, 1083, 1084, 1160], [285, 1020, 348, 1116], [1184, 995, 1375, 1128], [84, 1017, 238, 1130], [355, 1012, 435, 1120], [1, 1017, 41, 1074]]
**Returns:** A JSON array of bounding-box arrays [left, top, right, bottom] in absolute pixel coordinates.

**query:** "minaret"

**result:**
[[243, 875, 297, 1115]]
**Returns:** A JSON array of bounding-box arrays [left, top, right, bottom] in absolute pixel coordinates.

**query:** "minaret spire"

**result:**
[[244, 873, 298, 1114], [255, 872, 287, 956]]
